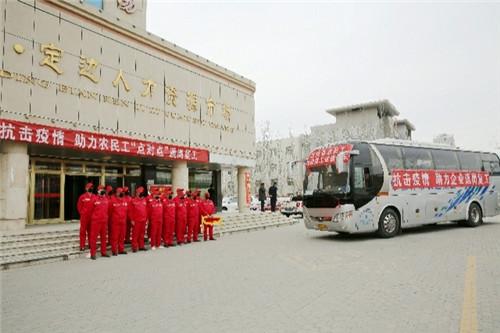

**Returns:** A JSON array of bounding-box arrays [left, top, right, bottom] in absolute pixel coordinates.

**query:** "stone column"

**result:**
[[0, 142, 29, 231], [237, 167, 250, 213], [171, 161, 188, 193]]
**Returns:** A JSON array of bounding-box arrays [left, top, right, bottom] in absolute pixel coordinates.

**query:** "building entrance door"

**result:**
[[64, 175, 100, 221]]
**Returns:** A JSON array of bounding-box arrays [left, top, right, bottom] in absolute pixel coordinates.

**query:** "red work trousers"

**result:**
[[111, 222, 126, 254], [89, 220, 107, 256], [79, 216, 91, 249], [162, 218, 175, 246], [131, 220, 146, 250], [125, 219, 132, 243], [187, 217, 197, 242], [176, 217, 186, 245], [149, 219, 162, 248], [193, 218, 200, 241], [203, 224, 214, 241]]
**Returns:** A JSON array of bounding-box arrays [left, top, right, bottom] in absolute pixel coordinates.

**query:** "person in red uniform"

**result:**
[[194, 189, 203, 241], [89, 185, 110, 260], [173, 188, 187, 245], [109, 187, 128, 256], [161, 187, 176, 247], [77, 182, 94, 251], [147, 189, 163, 250], [105, 185, 113, 244], [123, 186, 132, 244], [201, 192, 216, 241], [187, 189, 202, 243], [146, 189, 155, 242], [129, 186, 148, 252]]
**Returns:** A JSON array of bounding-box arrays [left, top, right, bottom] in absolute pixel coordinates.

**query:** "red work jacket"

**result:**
[[109, 196, 128, 225], [129, 197, 148, 223], [77, 192, 94, 218], [91, 195, 109, 223]]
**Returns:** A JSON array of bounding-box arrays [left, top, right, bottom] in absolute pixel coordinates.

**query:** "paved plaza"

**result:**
[[1, 217, 500, 333]]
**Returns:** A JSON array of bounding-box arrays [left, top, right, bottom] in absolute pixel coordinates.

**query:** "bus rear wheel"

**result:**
[[378, 208, 400, 238], [465, 203, 482, 227]]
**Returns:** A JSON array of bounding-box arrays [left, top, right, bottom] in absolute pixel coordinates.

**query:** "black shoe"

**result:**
[[186, 240, 191, 244], [112, 253, 117, 256], [209, 238, 216, 241], [132, 249, 137, 253], [139, 248, 148, 251], [119, 251, 127, 255], [102, 254, 110, 257], [80, 248, 85, 251], [194, 239, 200, 242], [91, 255, 96, 260]]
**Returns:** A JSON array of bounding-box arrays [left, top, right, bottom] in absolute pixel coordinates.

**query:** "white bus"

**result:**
[[303, 140, 500, 238]]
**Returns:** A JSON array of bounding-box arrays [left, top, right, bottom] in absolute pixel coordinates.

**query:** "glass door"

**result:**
[[30, 160, 63, 224]]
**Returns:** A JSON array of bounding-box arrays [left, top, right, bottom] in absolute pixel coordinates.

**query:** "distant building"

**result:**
[[251, 100, 416, 196], [433, 134, 456, 148]]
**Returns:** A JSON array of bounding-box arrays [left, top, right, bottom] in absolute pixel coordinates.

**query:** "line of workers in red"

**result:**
[[77, 183, 216, 260]]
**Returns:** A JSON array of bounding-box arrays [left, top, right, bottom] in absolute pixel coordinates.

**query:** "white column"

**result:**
[[237, 167, 250, 213], [171, 161, 189, 193], [0, 142, 29, 231]]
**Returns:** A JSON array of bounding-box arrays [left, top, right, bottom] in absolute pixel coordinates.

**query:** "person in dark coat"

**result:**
[[208, 184, 217, 208], [258, 183, 266, 212], [269, 182, 278, 212]]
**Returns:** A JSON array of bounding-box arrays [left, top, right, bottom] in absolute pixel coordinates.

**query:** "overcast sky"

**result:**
[[147, 1, 500, 150]]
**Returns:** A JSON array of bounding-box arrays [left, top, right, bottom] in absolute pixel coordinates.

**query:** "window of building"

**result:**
[[458, 152, 482, 171], [156, 168, 172, 184], [431, 150, 460, 170], [189, 171, 212, 190], [85, 0, 103, 10]]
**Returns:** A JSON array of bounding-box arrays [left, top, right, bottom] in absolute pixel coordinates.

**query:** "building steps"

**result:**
[[1, 212, 298, 269]]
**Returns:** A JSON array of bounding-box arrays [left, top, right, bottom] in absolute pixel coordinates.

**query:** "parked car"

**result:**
[[250, 196, 260, 211], [221, 196, 238, 212], [280, 195, 303, 218]]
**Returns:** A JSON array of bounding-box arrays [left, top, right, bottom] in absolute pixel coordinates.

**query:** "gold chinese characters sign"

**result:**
[[20, 41, 236, 122]]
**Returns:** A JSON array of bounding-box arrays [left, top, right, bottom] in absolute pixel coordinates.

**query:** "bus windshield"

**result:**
[[304, 164, 350, 195]]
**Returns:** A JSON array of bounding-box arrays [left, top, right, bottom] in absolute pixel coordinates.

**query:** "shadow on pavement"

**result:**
[[312, 221, 500, 242]]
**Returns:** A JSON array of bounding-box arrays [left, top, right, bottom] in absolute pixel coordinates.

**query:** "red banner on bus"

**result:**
[[391, 169, 490, 190], [0, 118, 209, 163], [306, 144, 353, 169]]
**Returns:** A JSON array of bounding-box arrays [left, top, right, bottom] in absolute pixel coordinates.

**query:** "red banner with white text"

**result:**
[[306, 144, 353, 169], [0, 118, 209, 163], [391, 169, 490, 190]]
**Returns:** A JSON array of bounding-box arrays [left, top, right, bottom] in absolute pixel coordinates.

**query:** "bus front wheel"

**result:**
[[378, 208, 400, 238], [465, 203, 483, 227]]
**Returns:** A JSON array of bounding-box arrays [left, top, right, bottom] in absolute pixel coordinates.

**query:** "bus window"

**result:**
[[481, 153, 500, 174], [458, 151, 482, 171], [431, 150, 460, 170], [403, 147, 434, 169], [374, 145, 403, 172]]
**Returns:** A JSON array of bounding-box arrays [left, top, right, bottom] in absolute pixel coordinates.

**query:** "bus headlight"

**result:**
[[333, 211, 353, 223]]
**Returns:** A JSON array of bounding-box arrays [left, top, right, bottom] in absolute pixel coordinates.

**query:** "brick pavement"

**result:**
[[1, 216, 499, 333]]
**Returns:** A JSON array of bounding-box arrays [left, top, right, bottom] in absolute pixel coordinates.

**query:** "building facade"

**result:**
[[0, 0, 256, 230], [253, 100, 415, 196]]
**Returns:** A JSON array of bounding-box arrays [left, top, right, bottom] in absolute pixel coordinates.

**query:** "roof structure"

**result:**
[[394, 118, 416, 131], [326, 99, 400, 117]]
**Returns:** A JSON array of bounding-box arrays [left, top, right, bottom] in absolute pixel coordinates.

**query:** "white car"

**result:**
[[280, 196, 303, 218], [221, 196, 239, 212]]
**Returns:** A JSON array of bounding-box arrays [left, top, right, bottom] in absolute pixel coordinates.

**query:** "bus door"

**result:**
[[350, 144, 384, 214]]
